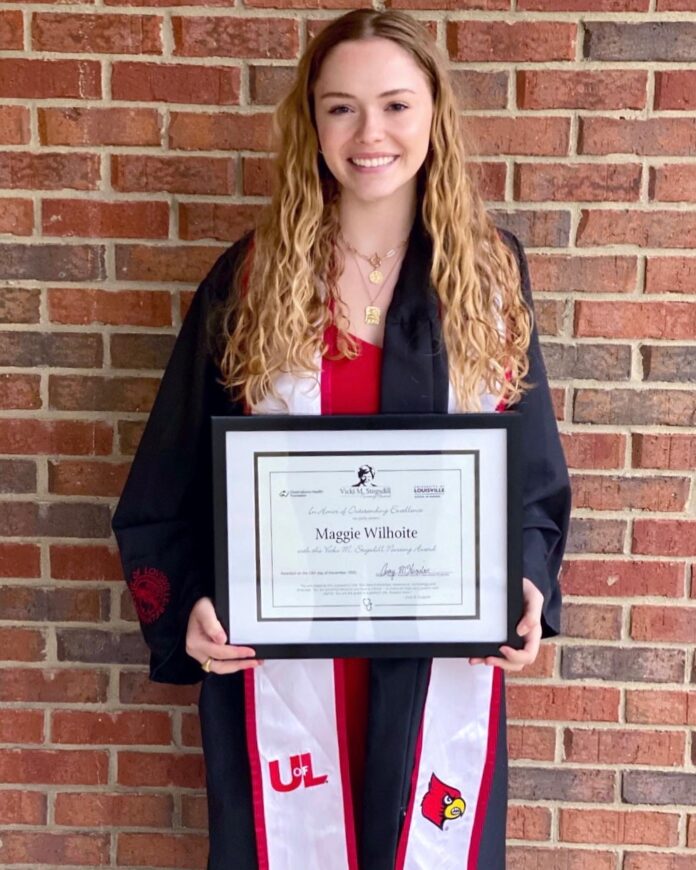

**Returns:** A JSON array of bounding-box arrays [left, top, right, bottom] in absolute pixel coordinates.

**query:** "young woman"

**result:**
[[113, 9, 570, 869]]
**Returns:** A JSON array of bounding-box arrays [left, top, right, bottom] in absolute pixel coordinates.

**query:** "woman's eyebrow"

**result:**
[[318, 88, 416, 100]]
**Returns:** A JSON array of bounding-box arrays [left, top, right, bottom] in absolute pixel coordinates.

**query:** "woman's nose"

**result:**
[[355, 109, 385, 143]]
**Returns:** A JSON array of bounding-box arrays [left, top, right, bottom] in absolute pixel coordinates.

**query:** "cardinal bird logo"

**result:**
[[421, 773, 466, 830]]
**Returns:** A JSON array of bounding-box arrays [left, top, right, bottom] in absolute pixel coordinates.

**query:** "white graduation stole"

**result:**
[[244, 371, 504, 869]]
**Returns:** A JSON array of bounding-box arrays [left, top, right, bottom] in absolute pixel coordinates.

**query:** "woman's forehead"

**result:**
[[315, 38, 429, 94]]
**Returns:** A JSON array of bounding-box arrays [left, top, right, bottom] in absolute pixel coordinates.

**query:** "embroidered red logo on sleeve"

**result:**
[[129, 568, 171, 625]]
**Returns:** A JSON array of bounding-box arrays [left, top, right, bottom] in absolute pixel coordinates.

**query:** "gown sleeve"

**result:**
[[111, 234, 251, 684], [500, 229, 572, 638]]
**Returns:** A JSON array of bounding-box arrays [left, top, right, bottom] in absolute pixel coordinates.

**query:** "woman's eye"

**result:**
[[328, 105, 351, 115], [388, 102, 409, 112]]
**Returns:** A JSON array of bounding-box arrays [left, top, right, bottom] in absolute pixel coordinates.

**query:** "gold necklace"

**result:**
[[339, 232, 408, 285], [346, 245, 404, 325]]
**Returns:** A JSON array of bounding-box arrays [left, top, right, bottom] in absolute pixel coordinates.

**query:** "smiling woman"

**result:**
[[112, 8, 570, 870]]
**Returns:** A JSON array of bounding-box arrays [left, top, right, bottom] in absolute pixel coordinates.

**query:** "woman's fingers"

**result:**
[[206, 658, 263, 676], [194, 641, 257, 662]]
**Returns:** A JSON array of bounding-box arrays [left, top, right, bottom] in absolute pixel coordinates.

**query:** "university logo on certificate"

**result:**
[[213, 415, 523, 659]]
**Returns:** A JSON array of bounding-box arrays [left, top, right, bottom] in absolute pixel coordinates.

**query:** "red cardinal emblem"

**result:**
[[421, 773, 466, 830], [129, 567, 170, 625]]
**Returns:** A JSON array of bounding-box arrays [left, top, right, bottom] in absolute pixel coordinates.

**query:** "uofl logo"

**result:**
[[268, 753, 328, 792]]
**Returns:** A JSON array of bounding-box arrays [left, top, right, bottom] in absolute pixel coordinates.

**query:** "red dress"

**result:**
[[321, 324, 380, 840]]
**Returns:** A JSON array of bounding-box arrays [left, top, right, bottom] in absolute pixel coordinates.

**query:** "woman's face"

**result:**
[[313, 38, 434, 207]]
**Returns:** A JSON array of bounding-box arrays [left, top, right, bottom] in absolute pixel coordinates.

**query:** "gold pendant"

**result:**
[[368, 269, 383, 285], [365, 305, 381, 325]]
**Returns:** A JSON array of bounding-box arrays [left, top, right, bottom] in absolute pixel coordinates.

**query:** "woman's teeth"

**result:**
[[350, 156, 397, 168]]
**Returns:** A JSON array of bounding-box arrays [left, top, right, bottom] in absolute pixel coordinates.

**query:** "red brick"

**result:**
[[48, 461, 129, 497], [0, 790, 46, 825], [571, 474, 689, 512], [578, 210, 696, 248], [650, 164, 696, 202], [0, 542, 40, 578], [0, 667, 108, 703], [468, 116, 570, 157], [559, 808, 679, 847], [55, 791, 172, 828], [506, 643, 556, 681], [51, 545, 123, 582], [0, 243, 105, 282], [48, 288, 171, 327], [655, 71, 696, 111], [113, 62, 240, 105], [39, 107, 161, 146], [562, 560, 684, 598], [169, 111, 272, 150], [528, 254, 637, 294], [112, 154, 235, 195], [249, 0, 372, 5], [450, 69, 508, 110], [0, 709, 44, 744], [173, 16, 299, 58], [249, 63, 296, 105], [111, 333, 175, 370], [179, 202, 262, 242], [0, 748, 108, 784], [564, 728, 685, 766], [585, 22, 696, 62], [520, 0, 648, 7], [52, 710, 172, 745], [561, 433, 625, 470], [518, 69, 646, 110], [574, 388, 694, 427], [507, 805, 552, 841], [447, 21, 575, 62], [32, 13, 162, 54], [0, 374, 41, 409], [0, 11, 22, 50], [242, 156, 272, 196], [472, 162, 506, 201], [624, 856, 696, 870], [118, 751, 205, 787], [633, 520, 696, 557], [181, 794, 207, 830], [0, 833, 109, 866], [657, 0, 696, 6], [50, 375, 159, 413], [0, 458, 36, 493], [516, 163, 641, 203], [494, 210, 571, 248], [561, 603, 622, 640], [507, 725, 556, 762], [119, 671, 199, 707], [0, 585, 108, 623], [507, 686, 619, 722], [0, 627, 46, 662], [118, 420, 145, 455], [626, 690, 696, 726], [631, 606, 696, 643], [0, 153, 100, 191], [633, 434, 696, 470], [43, 199, 169, 239], [506, 847, 616, 870], [0, 419, 112, 456], [645, 258, 696, 294], [115, 244, 223, 283], [0, 106, 30, 144], [580, 117, 696, 156], [117, 832, 208, 868], [181, 712, 202, 748], [0, 59, 101, 99]]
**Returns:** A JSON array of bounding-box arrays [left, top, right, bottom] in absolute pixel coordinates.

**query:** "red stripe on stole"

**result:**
[[333, 659, 361, 870], [467, 666, 503, 869], [243, 669, 270, 870]]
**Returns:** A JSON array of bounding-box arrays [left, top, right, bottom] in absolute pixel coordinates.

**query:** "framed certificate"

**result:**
[[212, 414, 523, 658]]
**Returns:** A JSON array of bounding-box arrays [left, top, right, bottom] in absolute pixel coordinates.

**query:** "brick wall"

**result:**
[[0, 1, 694, 868]]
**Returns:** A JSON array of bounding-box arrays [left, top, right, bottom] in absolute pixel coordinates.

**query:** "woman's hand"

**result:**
[[186, 597, 261, 675], [468, 577, 544, 672]]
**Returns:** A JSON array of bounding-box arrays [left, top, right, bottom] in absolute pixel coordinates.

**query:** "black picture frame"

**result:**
[[212, 413, 524, 659]]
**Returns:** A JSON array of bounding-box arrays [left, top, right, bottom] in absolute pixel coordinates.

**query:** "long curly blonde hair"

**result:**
[[218, 9, 532, 411]]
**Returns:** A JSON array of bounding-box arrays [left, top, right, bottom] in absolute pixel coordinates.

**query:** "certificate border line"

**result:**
[[255, 450, 479, 624]]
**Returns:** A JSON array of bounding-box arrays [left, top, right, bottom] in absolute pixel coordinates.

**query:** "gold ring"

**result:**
[[202, 657, 213, 674]]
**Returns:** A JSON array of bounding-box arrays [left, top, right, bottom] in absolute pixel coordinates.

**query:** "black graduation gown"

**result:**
[[112, 212, 571, 869]]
